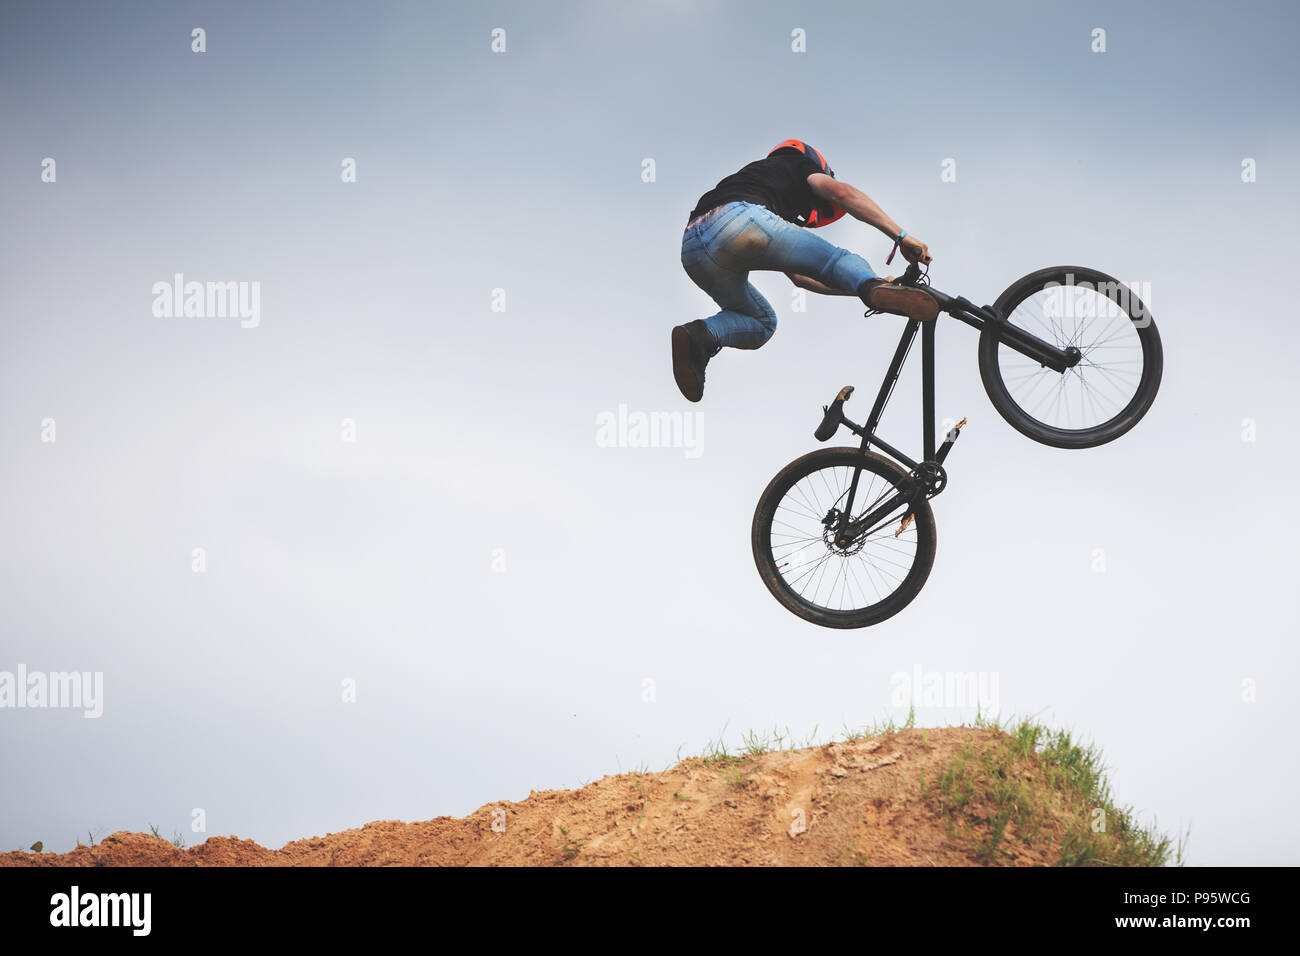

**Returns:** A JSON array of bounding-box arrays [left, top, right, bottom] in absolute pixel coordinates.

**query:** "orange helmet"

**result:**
[[769, 139, 847, 228]]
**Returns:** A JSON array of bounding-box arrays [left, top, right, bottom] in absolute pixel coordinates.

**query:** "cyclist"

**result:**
[[674, 140, 938, 402]]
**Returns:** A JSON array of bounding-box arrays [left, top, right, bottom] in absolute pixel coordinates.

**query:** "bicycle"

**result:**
[[751, 261, 1163, 628]]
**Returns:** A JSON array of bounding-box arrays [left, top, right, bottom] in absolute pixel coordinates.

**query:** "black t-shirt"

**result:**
[[688, 148, 829, 226]]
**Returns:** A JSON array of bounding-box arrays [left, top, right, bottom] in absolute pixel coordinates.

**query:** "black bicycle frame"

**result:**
[[827, 276, 1080, 534], [838, 284, 1078, 470]]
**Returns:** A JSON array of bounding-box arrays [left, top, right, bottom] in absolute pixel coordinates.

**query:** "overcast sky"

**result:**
[[1, 0, 1297, 864]]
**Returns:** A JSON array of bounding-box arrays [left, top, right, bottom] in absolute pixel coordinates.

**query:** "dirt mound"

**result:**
[[0, 726, 1168, 866]]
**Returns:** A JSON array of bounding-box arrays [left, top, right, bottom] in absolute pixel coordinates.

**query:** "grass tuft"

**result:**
[[926, 717, 1172, 866]]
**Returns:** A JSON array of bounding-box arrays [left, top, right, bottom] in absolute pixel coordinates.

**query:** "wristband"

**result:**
[[885, 230, 908, 265]]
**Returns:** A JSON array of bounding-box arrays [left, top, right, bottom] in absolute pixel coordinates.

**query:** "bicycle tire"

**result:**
[[978, 265, 1163, 449], [751, 447, 936, 629]]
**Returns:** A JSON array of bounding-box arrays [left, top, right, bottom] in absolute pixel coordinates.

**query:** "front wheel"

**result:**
[[978, 265, 1163, 449], [752, 448, 936, 629]]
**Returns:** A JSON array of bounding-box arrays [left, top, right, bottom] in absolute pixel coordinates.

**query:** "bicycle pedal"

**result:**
[[894, 513, 914, 538]]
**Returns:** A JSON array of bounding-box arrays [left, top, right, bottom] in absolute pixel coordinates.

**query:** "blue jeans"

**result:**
[[680, 201, 877, 349]]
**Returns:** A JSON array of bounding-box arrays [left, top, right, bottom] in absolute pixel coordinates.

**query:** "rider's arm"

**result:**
[[807, 173, 931, 264]]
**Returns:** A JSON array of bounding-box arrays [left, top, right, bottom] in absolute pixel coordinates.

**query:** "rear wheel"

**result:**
[[752, 448, 936, 628], [978, 265, 1162, 449]]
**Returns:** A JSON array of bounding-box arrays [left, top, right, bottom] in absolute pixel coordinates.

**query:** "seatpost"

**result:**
[[922, 320, 936, 460]]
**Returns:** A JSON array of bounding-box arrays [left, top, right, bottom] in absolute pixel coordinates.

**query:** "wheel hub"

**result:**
[[821, 508, 865, 555]]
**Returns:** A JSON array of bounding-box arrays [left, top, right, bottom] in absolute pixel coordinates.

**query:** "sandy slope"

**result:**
[[1, 727, 1103, 866]]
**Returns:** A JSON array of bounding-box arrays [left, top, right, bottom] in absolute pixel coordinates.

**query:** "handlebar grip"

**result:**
[[814, 386, 854, 441]]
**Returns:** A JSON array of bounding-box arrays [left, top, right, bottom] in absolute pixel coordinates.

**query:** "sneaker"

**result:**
[[671, 320, 720, 402], [858, 279, 940, 323]]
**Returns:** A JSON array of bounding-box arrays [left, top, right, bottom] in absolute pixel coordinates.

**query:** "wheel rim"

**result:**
[[766, 463, 921, 614], [996, 278, 1150, 435]]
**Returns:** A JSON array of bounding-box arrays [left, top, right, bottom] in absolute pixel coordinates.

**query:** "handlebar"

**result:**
[[897, 262, 924, 286]]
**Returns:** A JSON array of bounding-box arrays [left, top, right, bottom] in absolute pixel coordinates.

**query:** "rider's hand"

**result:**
[[901, 235, 932, 265]]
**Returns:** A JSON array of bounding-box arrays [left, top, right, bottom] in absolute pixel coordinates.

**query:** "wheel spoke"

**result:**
[[763, 458, 925, 615], [997, 282, 1149, 435]]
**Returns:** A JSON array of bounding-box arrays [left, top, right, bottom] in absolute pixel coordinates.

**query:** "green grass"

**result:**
[[646, 712, 1178, 867], [841, 705, 916, 741], [147, 824, 187, 850], [557, 825, 583, 860], [695, 725, 743, 768], [929, 717, 1174, 866]]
